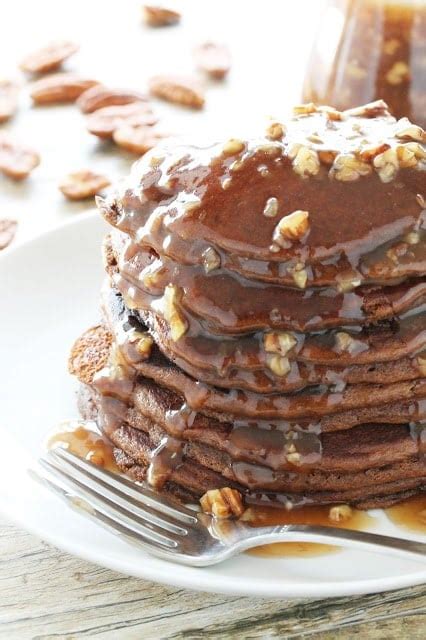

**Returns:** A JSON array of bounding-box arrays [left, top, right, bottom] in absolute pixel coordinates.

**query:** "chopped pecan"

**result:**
[[200, 488, 244, 519], [20, 40, 79, 73], [265, 120, 286, 140], [0, 219, 18, 250], [264, 331, 297, 356], [86, 102, 157, 139], [263, 196, 279, 218], [113, 124, 169, 154], [394, 117, 425, 143], [77, 85, 148, 113], [386, 61, 410, 85], [193, 42, 231, 79], [329, 504, 353, 522], [0, 80, 20, 123], [30, 73, 100, 104], [59, 170, 110, 200], [0, 135, 40, 180], [332, 153, 371, 181], [343, 100, 389, 118], [266, 354, 291, 377], [163, 284, 187, 341], [288, 144, 320, 177], [274, 210, 310, 241], [143, 5, 181, 26], [149, 75, 205, 109], [201, 246, 221, 273]]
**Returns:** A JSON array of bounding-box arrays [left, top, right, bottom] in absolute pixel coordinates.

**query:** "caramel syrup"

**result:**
[[47, 423, 120, 473], [244, 503, 377, 557], [385, 495, 426, 535]]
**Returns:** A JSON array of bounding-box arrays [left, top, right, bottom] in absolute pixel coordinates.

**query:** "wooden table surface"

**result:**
[[1, 1, 425, 638], [1, 517, 425, 639]]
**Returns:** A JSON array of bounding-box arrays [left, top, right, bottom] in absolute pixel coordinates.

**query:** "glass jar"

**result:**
[[302, 0, 426, 127]]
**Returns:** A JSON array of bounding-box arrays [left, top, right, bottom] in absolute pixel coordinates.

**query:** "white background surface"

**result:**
[[0, 0, 323, 242]]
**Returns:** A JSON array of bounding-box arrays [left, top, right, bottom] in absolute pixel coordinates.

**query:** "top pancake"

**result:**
[[98, 101, 426, 289]]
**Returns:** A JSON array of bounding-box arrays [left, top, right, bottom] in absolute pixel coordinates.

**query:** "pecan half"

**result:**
[[143, 5, 181, 26], [0, 80, 20, 123], [113, 124, 169, 154], [149, 75, 204, 109], [30, 73, 100, 104], [0, 219, 18, 250], [59, 170, 110, 200], [193, 42, 231, 79], [20, 40, 79, 74], [77, 85, 148, 113], [0, 135, 40, 180], [86, 102, 157, 139]]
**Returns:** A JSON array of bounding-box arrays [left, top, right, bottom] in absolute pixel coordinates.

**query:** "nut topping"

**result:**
[[149, 75, 205, 109], [77, 85, 148, 113], [0, 219, 18, 250], [385, 61, 410, 85], [20, 40, 79, 74], [404, 231, 420, 245], [86, 102, 157, 139], [288, 144, 320, 177], [0, 134, 40, 180], [193, 42, 231, 79], [395, 118, 425, 143], [264, 331, 297, 356], [329, 505, 353, 522], [0, 80, 20, 123], [265, 121, 285, 140], [332, 154, 371, 181], [135, 333, 154, 358], [343, 100, 389, 118], [202, 246, 221, 273], [335, 331, 362, 354], [200, 488, 245, 519], [266, 354, 291, 377], [373, 148, 399, 182], [143, 5, 181, 26], [263, 196, 279, 218], [274, 209, 310, 242], [222, 138, 245, 156], [59, 170, 111, 200], [293, 103, 317, 116], [291, 265, 308, 289], [113, 125, 169, 154], [163, 284, 187, 341], [30, 73, 100, 104]]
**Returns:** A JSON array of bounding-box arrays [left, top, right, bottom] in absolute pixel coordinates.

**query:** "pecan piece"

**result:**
[[59, 170, 110, 200], [0, 219, 18, 250], [193, 42, 231, 79], [0, 135, 40, 180], [149, 75, 204, 109], [20, 40, 79, 74], [113, 124, 169, 154], [86, 102, 157, 139], [200, 488, 244, 519], [30, 73, 100, 104], [77, 85, 148, 113], [0, 80, 20, 123], [143, 5, 181, 26]]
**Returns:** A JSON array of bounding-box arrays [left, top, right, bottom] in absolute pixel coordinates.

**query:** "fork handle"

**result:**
[[233, 524, 426, 562]]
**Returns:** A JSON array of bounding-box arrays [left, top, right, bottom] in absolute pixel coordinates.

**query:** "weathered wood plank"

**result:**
[[0, 518, 424, 640]]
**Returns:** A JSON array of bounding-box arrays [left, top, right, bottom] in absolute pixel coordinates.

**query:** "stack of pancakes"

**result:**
[[70, 101, 426, 509]]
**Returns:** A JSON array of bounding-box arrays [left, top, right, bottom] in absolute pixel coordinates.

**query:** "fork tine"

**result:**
[[47, 450, 189, 536], [38, 456, 181, 548], [52, 447, 198, 524], [29, 467, 179, 556]]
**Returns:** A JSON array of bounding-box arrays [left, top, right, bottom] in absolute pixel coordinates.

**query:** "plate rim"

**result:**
[[0, 214, 425, 598]]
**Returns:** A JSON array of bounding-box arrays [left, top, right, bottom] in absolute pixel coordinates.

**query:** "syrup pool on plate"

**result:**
[[47, 422, 120, 473], [244, 503, 377, 557]]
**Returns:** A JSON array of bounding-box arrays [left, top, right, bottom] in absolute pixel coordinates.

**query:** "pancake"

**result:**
[[69, 101, 426, 514]]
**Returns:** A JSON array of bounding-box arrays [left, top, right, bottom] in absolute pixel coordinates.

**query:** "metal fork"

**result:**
[[30, 448, 426, 566]]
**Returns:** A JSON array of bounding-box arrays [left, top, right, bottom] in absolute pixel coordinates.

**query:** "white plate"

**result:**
[[0, 213, 425, 598]]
